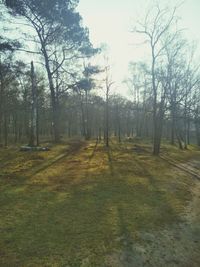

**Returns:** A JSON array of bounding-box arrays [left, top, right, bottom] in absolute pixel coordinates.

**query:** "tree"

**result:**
[[134, 4, 179, 155], [0, 33, 21, 145], [28, 61, 38, 147], [125, 62, 152, 138], [104, 65, 114, 147], [4, 0, 94, 142]]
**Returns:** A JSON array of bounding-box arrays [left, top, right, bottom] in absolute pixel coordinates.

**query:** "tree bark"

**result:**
[[105, 87, 109, 147], [42, 45, 60, 143], [29, 61, 37, 147]]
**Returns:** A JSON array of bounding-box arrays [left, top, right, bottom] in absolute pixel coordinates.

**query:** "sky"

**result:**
[[77, 0, 200, 96]]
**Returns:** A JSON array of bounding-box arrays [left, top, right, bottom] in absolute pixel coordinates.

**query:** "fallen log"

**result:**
[[20, 146, 50, 152]]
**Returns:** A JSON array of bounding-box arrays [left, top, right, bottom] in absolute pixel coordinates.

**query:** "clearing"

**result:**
[[0, 140, 200, 267]]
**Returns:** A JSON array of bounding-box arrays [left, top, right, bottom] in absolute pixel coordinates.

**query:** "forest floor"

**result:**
[[0, 139, 200, 267]]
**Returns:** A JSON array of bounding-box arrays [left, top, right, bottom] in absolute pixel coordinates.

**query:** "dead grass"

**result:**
[[0, 139, 199, 266]]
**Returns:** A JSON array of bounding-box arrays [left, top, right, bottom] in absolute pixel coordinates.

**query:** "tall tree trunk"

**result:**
[[98, 127, 102, 142], [105, 89, 109, 147], [14, 114, 18, 143], [0, 61, 3, 145], [42, 46, 60, 143], [85, 89, 91, 140], [4, 112, 8, 147], [195, 117, 200, 146], [29, 61, 37, 147], [152, 55, 160, 156], [171, 105, 176, 145], [0, 99, 2, 144], [153, 98, 165, 155], [80, 94, 86, 138], [187, 118, 190, 145], [117, 105, 121, 143], [36, 104, 39, 146]]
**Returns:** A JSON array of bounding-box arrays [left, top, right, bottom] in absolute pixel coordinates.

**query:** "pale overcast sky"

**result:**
[[78, 0, 200, 96]]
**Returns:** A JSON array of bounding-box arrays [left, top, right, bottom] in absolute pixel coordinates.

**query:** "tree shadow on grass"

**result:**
[[106, 147, 114, 176], [0, 141, 191, 267], [113, 144, 159, 190], [0, 140, 86, 187], [0, 169, 187, 266], [89, 139, 98, 162]]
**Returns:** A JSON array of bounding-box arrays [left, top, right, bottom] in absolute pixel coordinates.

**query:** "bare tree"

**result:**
[[134, 3, 179, 155], [104, 65, 114, 147]]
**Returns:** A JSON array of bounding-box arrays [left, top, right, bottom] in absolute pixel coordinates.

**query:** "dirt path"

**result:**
[[106, 204, 200, 266], [105, 149, 200, 267], [160, 155, 200, 180]]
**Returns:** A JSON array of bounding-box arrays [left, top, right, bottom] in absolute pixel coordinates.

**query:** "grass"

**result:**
[[161, 142, 200, 164], [0, 139, 199, 266]]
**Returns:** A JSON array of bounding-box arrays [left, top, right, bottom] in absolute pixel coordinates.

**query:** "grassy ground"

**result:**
[[0, 140, 199, 266]]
